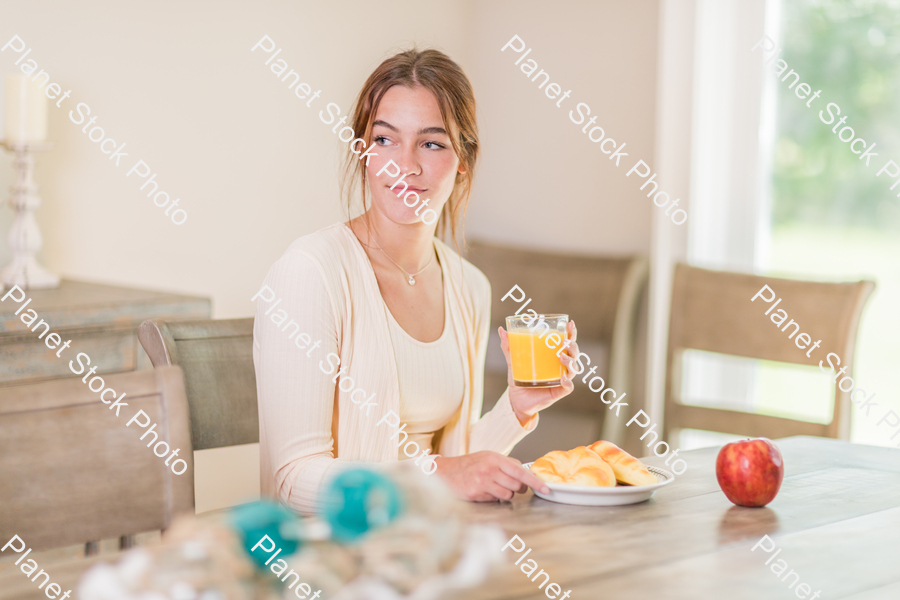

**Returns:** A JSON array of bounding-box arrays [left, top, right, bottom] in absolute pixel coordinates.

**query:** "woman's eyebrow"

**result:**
[[372, 119, 398, 132], [373, 119, 447, 136]]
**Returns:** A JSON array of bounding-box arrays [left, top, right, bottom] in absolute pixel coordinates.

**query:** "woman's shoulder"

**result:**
[[266, 222, 359, 287], [281, 222, 355, 263]]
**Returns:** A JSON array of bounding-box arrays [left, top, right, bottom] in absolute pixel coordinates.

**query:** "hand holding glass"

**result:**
[[505, 314, 569, 387]]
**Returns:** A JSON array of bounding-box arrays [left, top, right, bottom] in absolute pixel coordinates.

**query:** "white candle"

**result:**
[[5, 74, 48, 144]]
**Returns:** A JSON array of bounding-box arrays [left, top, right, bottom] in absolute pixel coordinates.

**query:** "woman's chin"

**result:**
[[392, 215, 429, 227], [370, 201, 429, 226]]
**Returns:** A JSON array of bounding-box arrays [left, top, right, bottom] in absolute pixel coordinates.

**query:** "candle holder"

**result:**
[[1, 140, 59, 289]]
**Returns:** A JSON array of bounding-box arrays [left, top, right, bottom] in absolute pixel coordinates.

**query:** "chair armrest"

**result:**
[[138, 320, 177, 367]]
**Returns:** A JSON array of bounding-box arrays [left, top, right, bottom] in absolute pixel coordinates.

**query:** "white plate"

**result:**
[[524, 463, 674, 506]]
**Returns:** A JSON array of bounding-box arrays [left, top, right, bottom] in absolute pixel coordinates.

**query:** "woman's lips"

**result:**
[[388, 185, 426, 194]]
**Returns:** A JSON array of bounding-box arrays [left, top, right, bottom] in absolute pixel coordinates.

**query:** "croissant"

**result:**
[[588, 440, 657, 486], [530, 446, 616, 487]]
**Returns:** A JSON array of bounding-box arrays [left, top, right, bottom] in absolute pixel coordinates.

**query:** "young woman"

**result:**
[[254, 48, 579, 514]]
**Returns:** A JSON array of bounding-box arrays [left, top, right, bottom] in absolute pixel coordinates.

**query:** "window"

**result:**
[[766, 0, 900, 446], [680, 0, 899, 449]]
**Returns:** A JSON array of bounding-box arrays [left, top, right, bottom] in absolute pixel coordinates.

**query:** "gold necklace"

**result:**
[[361, 219, 434, 285]]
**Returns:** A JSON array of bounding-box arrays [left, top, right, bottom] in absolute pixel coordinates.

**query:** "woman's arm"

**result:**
[[254, 249, 360, 514], [465, 272, 578, 456], [429, 269, 563, 502], [467, 389, 536, 454], [435, 321, 579, 501], [465, 277, 537, 454], [467, 324, 579, 455]]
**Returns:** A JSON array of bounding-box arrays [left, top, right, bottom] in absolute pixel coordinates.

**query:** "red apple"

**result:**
[[715, 438, 784, 507]]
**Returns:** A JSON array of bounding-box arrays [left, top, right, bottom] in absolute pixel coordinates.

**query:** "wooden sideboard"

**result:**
[[0, 279, 211, 388]]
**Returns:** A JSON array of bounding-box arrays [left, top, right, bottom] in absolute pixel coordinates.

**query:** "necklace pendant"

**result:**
[[408, 275, 416, 285]]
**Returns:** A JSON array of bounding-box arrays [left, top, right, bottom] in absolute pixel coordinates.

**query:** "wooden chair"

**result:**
[[137, 318, 257, 450], [465, 240, 648, 456], [663, 263, 875, 442], [0, 366, 194, 555]]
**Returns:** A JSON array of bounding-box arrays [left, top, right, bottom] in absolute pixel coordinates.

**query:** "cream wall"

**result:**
[[0, 1, 660, 512], [465, 1, 659, 256]]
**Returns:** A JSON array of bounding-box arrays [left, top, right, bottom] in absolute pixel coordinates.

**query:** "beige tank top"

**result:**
[[384, 269, 465, 459]]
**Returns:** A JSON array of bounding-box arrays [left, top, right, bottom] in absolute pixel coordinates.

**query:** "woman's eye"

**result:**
[[374, 136, 390, 145], [424, 141, 446, 150]]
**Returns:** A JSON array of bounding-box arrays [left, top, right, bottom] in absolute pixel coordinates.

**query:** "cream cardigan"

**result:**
[[253, 222, 538, 514]]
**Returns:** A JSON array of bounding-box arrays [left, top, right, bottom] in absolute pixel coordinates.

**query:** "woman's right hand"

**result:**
[[433, 451, 550, 502]]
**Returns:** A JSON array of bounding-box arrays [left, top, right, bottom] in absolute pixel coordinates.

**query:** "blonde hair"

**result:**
[[341, 47, 479, 244]]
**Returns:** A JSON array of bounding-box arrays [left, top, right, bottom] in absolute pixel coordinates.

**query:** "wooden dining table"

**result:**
[[449, 436, 900, 600], [2, 436, 898, 600]]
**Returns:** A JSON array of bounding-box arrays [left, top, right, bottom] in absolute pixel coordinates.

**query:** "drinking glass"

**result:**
[[505, 314, 569, 387]]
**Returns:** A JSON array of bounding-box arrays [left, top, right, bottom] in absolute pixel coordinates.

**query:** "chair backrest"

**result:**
[[138, 318, 257, 450], [466, 240, 648, 416], [664, 263, 875, 441], [0, 366, 194, 552]]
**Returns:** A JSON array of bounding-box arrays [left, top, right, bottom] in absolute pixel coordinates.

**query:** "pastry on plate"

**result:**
[[530, 446, 615, 487], [587, 440, 657, 486]]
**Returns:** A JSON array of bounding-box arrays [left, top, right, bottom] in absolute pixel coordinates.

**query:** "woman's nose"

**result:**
[[397, 144, 421, 176]]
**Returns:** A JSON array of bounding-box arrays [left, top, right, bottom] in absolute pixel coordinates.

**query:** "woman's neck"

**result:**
[[353, 210, 437, 272]]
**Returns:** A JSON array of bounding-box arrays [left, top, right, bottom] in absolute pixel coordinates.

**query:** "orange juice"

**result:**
[[508, 330, 567, 386]]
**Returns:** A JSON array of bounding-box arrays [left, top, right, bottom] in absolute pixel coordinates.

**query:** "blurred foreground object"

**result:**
[[78, 466, 505, 600], [320, 469, 404, 543], [297, 465, 506, 600], [78, 516, 262, 600]]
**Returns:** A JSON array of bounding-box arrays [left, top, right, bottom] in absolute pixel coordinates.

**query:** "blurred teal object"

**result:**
[[321, 468, 404, 542], [230, 501, 301, 568]]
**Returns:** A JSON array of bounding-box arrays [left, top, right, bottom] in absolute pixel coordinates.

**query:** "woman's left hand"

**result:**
[[499, 320, 580, 426]]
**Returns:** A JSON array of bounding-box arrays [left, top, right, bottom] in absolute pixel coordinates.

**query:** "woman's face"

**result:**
[[365, 84, 461, 227]]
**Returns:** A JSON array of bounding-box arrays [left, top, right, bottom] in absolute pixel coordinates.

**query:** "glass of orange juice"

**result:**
[[505, 314, 569, 387]]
